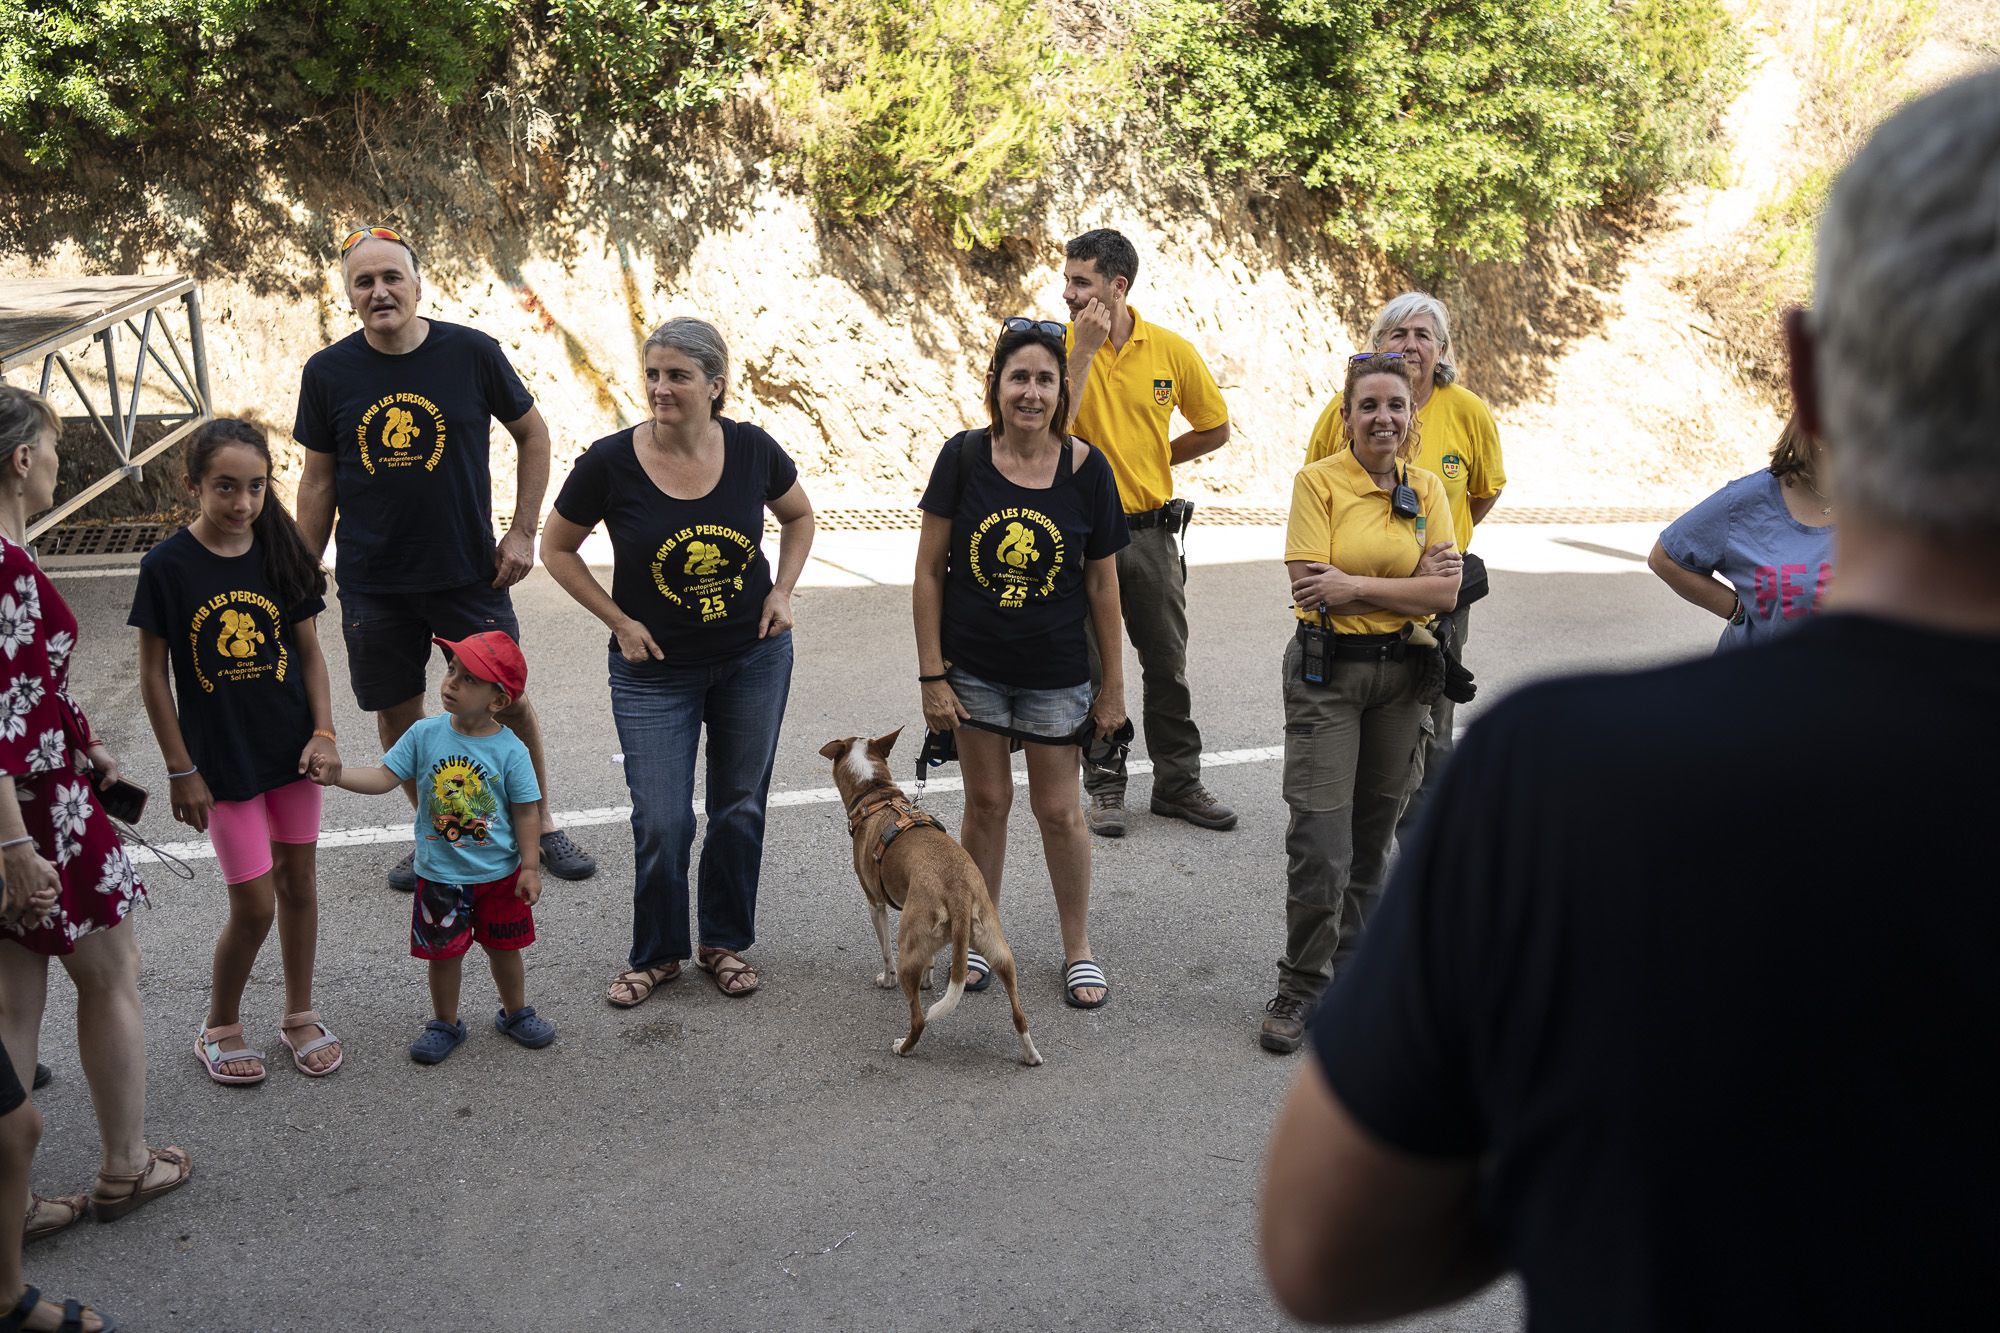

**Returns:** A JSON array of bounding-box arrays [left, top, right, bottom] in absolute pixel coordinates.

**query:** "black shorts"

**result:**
[[0, 1032, 25, 1116], [337, 582, 523, 713]]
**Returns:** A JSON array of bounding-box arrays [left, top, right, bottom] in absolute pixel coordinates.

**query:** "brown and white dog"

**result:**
[[819, 729, 1042, 1066]]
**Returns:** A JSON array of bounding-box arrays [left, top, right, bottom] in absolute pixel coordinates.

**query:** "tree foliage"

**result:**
[[1139, 0, 1747, 261], [768, 0, 1090, 248], [0, 0, 753, 164], [542, 0, 758, 122], [1, 0, 1747, 259]]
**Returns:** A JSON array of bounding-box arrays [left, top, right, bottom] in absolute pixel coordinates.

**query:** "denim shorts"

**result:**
[[946, 666, 1091, 743], [338, 582, 521, 712]]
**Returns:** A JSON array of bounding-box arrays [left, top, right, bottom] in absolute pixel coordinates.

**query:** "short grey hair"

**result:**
[[643, 317, 730, 419], [0, 385, 59, 463], [1366, 292, 1457, 387], [1813, 68, 2000, 537]]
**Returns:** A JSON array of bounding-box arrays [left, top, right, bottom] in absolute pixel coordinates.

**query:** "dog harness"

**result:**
[[844, 786, 949, 910]]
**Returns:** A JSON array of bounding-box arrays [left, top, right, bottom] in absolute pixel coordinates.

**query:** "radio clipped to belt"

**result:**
[[1131, 498, 1196, 579], [1300, 606, 1331, 684]]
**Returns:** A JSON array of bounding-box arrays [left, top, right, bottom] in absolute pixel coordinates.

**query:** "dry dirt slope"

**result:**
[[4, 8, 1943, 520]]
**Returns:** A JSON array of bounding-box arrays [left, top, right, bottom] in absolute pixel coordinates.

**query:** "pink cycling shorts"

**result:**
[[207, 779, 324, 885]]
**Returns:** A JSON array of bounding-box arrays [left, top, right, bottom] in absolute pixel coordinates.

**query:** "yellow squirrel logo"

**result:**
[[683, 541, 726, 577], [216, 608, 265, 659], [996, 522, 1039, 569], [383, 406, 421, 451]]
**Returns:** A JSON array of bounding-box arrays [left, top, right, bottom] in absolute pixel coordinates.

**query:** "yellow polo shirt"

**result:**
[[1066, 307, 1229, 513], [1303, 382, 1504, 550], [1285, 450, 1455, 635]]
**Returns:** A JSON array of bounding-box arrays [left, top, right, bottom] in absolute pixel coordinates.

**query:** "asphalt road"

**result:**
[[26, 527, 1715, 1331]]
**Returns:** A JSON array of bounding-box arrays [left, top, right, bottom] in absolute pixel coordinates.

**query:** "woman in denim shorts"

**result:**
[[913, 321, 1129, 1008]]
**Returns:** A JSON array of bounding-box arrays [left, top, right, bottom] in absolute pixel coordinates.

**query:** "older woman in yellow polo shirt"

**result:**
[[1261, 352, 1461, 1055]]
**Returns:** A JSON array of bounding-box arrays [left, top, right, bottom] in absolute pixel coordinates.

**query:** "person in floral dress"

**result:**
[[0, 386, 189, 1254]]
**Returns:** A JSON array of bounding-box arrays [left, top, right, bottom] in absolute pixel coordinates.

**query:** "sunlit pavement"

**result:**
[[30, 524, 1712, 1331]]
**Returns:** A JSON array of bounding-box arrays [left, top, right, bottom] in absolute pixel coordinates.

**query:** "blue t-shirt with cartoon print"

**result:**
[[382, 715, 540, 884]]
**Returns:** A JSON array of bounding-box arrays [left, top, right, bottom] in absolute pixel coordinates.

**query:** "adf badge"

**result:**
[[1152, 378, 1173, 407], [1441, 452, 1464, 480]]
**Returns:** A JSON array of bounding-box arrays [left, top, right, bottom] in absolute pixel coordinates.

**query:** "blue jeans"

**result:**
[[608, 632, 794, 970]]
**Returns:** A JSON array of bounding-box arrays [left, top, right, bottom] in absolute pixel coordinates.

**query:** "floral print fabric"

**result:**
[[0, 535, 146, 954]]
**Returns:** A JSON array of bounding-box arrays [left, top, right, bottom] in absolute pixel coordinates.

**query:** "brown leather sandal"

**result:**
[[90, 1145, 191, 1223], [697, 947, 759, 997], [606, 962, 681, 1008], [23, 1190, 88, 1243]]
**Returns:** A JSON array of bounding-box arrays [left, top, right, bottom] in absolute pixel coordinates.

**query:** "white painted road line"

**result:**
[[125, 744, 1288, 867]]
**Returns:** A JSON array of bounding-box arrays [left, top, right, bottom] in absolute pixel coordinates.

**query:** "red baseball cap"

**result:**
[[432, 631, 528, 701]]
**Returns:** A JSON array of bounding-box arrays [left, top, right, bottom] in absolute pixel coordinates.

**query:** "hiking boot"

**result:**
[[1260, 993, 1312, 1053], [1151, 783, 1238, 831], [1086, 792, 1127, 838], [540, 829, 598, 881], [387, 849, 418, 893]]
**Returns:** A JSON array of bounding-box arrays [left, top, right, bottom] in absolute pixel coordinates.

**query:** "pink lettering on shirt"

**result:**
[[1780, 563, 1811, 618], [1754, 566, 1779, 620], [1813, 562, 1831, 612]]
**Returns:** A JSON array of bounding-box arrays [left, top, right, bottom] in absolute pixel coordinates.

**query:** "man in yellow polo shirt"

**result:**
[[1303, 293, 1504, 838], [1063, 228, 1235, 837]]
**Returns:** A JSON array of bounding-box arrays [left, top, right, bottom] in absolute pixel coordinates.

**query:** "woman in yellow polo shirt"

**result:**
[[1260, 352, 1461, 1055]]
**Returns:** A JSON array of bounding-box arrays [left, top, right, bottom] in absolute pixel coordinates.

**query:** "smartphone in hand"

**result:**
[[91, 770, 148, 824]]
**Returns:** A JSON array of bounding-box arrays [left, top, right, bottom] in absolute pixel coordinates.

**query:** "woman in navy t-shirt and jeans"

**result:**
[[914, 321, 1129, 1009], [542, 318, 815, 1007]]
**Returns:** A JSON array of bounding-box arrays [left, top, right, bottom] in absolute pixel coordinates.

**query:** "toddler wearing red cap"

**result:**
[[311, 631, 554, 1063]]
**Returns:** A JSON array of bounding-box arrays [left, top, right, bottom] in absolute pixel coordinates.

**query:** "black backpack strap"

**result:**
[[1056, 436, 1076, 484], [953, 427, 991, 513]]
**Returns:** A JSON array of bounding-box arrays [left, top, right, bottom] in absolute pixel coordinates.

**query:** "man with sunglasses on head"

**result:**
[[292, 226, 596, 891], [1063, 228, 1236, 839]]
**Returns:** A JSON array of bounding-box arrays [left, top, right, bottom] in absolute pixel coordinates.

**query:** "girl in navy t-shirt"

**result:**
[[913, 322, 1129, 1009], [131, 420, 344, 1085]]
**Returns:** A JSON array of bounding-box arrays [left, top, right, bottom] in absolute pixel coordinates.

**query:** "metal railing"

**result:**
[[0, 276, 213, 541]]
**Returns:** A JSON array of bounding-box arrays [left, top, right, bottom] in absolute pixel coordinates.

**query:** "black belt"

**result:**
[[1125, 501, 1190, 533], [1295, 623, 1407, 661]]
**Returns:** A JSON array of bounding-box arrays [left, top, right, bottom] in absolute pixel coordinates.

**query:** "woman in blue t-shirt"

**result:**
[[543, 318, 814, 1007], [913, 320, 1129, 1009], [1649, 413, 1835, 650]]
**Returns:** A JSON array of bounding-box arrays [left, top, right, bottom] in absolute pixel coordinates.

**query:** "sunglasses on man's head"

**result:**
[[339, 225, 405, 255], [1001, 317, 1067, 339]]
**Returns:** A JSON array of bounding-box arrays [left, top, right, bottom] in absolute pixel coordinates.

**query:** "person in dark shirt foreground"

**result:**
[[1259, 68, 2000, 1331]]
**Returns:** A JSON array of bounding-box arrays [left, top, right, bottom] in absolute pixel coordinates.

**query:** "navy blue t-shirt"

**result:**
[[1312, 613, 2000, 1330], [918, 431, 1128, 689], [128, 529, 326, 803], [292, 320, 534, 593], [552, 420, 798, 664]]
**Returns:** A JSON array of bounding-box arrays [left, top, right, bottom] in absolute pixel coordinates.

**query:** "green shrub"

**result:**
[[0, 0, 513, 164], [1138, 0, 1745, 262], [1614, 0, 1751, 196], [541, 0, 758, 123], [767, 0, 1089, 248], [1, 1, 218, 163], [288, 0, 513, 104]]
